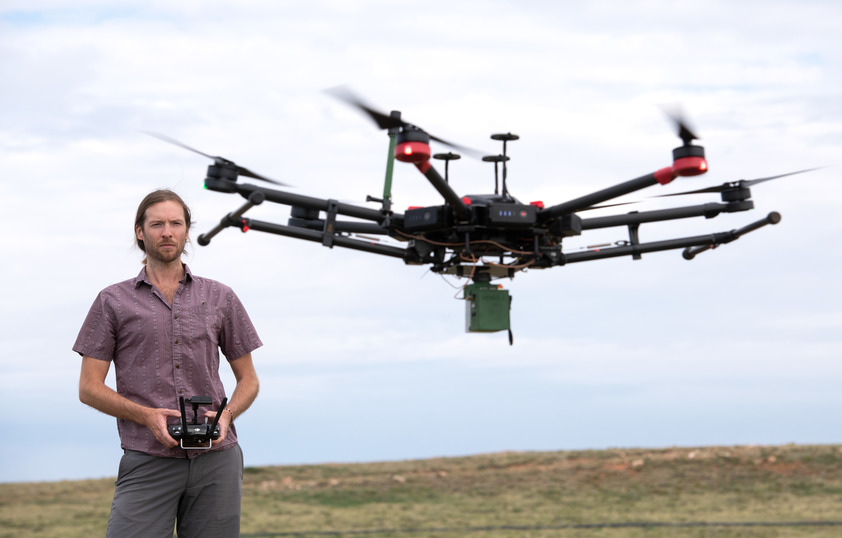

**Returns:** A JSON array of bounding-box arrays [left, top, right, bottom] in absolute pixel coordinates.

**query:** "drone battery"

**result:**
[[486, 203, 537, 228], [549, 214, 583, 238], [464, 283, 511, 333], [404, 205, 451, 232]]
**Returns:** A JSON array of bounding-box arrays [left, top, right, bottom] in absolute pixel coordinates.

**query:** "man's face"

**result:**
[[136, 200, 189, 264]]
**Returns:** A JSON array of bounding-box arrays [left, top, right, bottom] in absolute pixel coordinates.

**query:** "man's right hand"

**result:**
[[144, 407, 183, 448]]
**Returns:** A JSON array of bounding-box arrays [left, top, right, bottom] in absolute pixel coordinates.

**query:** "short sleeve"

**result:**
[[73, 291, 117, 361]]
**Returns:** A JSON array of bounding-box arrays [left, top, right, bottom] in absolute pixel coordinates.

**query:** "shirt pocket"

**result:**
[[189, 301, 222, 346]]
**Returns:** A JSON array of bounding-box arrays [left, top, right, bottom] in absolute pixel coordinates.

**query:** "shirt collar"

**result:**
[[134, 264, 194, 288]]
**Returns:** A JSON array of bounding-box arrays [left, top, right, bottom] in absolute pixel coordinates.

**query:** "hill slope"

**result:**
[[3, 444, 842, 537]]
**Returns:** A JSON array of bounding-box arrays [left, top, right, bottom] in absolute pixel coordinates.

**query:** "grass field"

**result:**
[[2, 444, 842, 537]]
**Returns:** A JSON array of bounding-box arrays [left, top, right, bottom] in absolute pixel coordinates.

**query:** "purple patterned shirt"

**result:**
[[73, 265, 262, 459]]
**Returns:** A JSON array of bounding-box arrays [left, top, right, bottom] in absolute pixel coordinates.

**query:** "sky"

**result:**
[[1, 0, 840, 483]]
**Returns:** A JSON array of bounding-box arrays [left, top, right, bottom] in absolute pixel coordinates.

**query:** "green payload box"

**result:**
[[464, 282, 511, 333]]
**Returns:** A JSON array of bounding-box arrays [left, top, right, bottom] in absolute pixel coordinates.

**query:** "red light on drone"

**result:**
[[241, 219, 250, 233], [530, 201, 545, 209], [395, 141, 431, 163], [461, 196, 473, 205]]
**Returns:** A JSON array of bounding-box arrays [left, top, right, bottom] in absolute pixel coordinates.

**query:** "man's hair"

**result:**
[[134, 189, 192, 258]]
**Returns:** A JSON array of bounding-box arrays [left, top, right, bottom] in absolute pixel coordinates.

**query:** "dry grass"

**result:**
[[2, 444, 842, 537]]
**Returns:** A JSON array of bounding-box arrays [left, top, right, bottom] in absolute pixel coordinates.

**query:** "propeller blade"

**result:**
[[143, 131, 215, 160], [660, 103, 700, 144], [236, 165, 287, 185], [325, 86, 403, 130], [427, 134, 483, 159], [657, 185, 728, 197], [578, 200, 640, 211], [325, 86, 483, 157], [144, 131, 289, 186], [742, 167, 823, 187], [656, 167, 821, 198]]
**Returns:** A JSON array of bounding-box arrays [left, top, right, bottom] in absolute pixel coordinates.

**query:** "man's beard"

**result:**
[[146, 239, 186, 264]]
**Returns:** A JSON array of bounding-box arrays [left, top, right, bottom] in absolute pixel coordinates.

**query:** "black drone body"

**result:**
[[150, 90, 814, 343]]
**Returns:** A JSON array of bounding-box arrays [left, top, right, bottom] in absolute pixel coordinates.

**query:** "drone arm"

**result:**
[[539, 172, 661, 220], [565, 233, 733, 263], [564, 211, 781, 263], [332, 221, 397, 235], [235, 183, 388, 223], [683, 211, 781, 259], [198, 191, 266, 246], [286, 213, 400, 236], [580, 201, 753, 230], [414, 160, 471, 219], [230, 216, 409, 259]]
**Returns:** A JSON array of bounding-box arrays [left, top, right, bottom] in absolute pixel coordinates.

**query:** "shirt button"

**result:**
[[174, 339, 179, 344], [175, 364, 181, 369]]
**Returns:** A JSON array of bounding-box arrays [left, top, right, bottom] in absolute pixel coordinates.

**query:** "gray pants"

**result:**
[[107, 444, 243, 538]]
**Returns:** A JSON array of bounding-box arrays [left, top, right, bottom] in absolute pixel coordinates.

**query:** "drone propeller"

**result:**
[[326, 86, 482, 157], [326, 87, 403, 130], [144, 131, 289, 186], [655, 167, 821, 198], [578, 200, 640, 211], [661, 104, 700, 146]]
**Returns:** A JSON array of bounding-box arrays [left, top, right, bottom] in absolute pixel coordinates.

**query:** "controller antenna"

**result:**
[[209, 397, 228, 434], [179, 396, 188, 433]]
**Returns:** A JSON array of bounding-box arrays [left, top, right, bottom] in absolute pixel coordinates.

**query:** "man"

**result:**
[[74, 189, 262, 537]]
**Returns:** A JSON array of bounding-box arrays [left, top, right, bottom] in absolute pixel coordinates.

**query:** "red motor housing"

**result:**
[[654, 144, 708, 184], [395, 128, 431, 164]]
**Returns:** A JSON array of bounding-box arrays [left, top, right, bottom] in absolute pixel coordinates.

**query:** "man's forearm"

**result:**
[[226, 375, 259, 421], [79, 357, 153, 425], [80, 377, 153, 425], [79, 357, 180, 448]]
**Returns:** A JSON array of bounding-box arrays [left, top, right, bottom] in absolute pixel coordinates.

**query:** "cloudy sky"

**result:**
[[1, 0, 840, 483]]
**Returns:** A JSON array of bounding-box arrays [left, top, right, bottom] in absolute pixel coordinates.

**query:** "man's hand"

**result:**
[[204, 409, 233, 447], [143, 407, 183, 448]]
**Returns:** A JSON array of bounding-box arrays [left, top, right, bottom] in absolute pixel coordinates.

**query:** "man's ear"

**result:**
[[135, 225, 144, 242]]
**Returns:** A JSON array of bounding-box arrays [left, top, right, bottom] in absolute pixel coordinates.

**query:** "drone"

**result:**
[[148, 89, 815, 344]]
